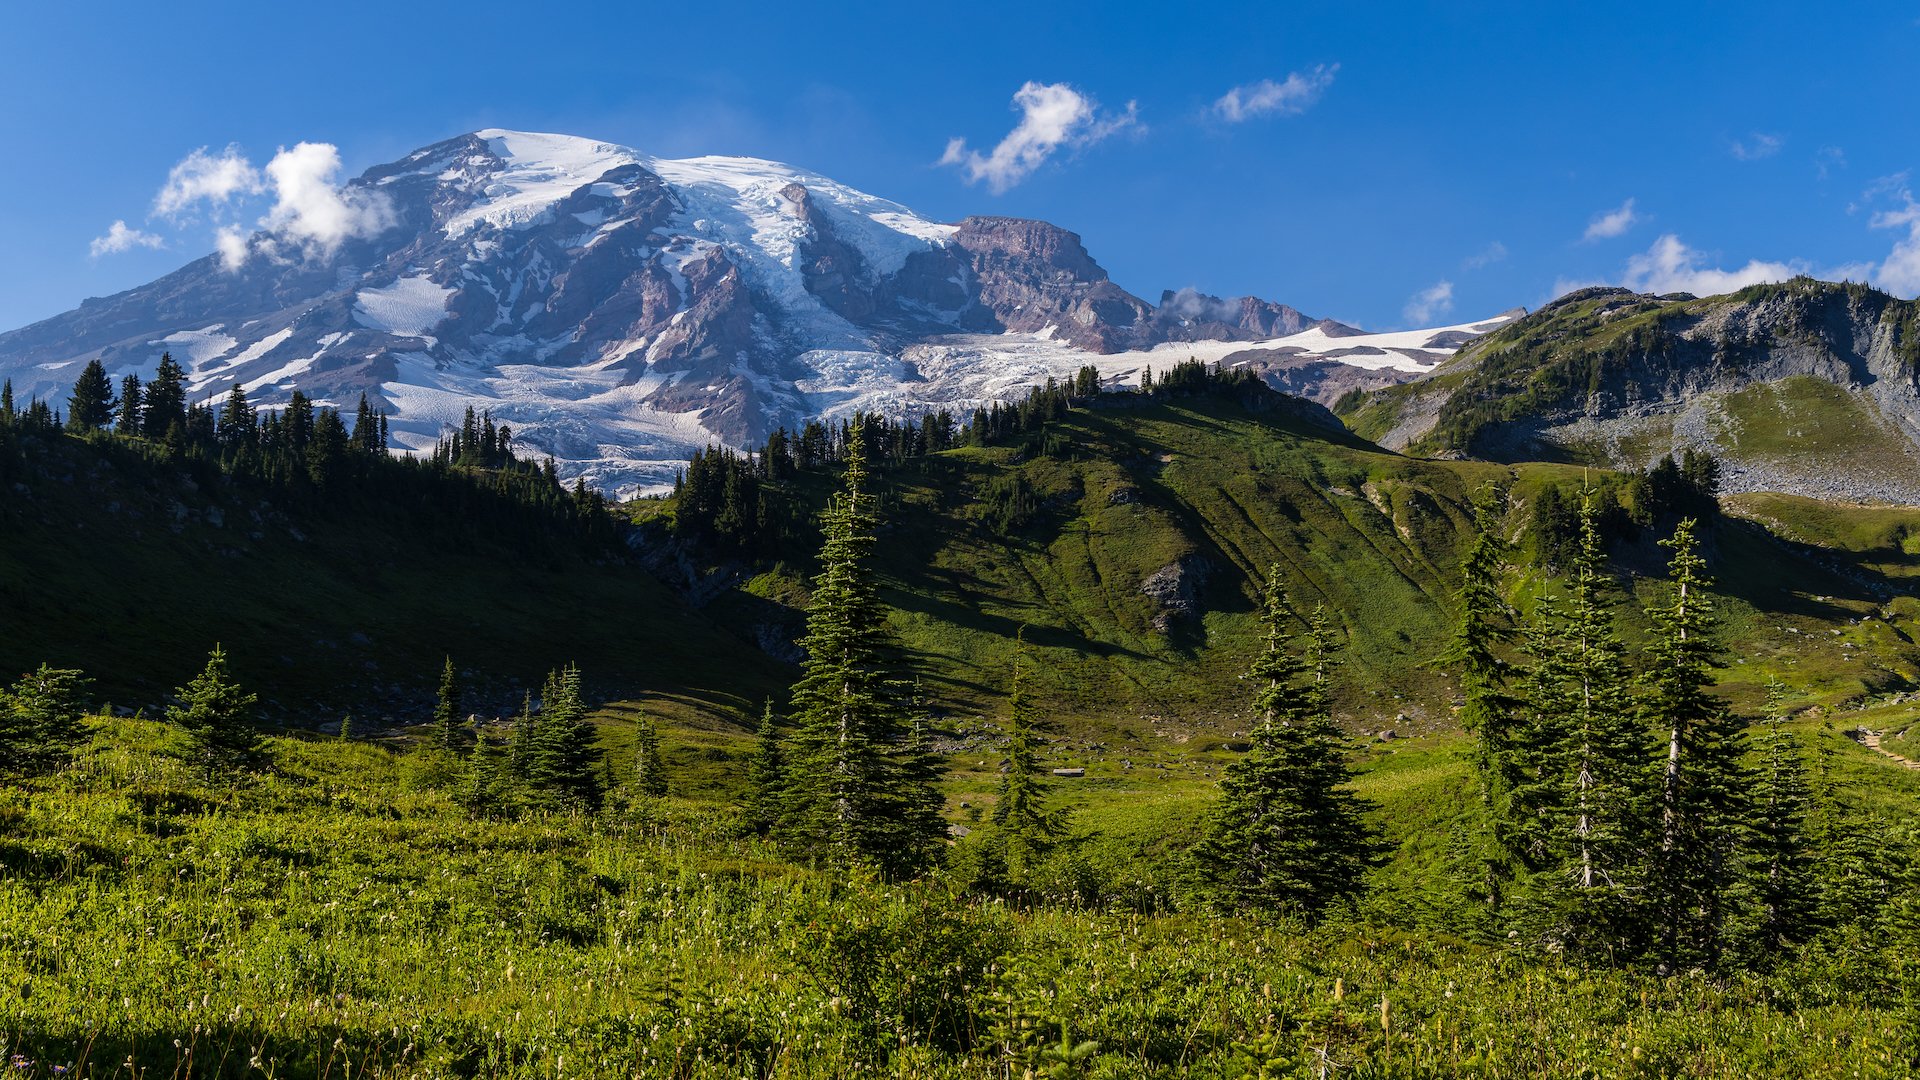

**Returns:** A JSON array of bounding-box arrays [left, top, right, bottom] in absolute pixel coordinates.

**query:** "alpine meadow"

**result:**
[[6, 6, 1920, 1078]]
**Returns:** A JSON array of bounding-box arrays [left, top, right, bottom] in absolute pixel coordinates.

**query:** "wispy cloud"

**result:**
[[152, 145, 264, 221], [1868, 174, 1920, 298], [1404, 280, 1454, 324], [1730, 132, 1784, 161], [1212, 65, 1338, 123], [940, 82, 1141, 194], [141, 140, 395, 270], [1620, 234, 1802, 295], [1583, 198, 1641, 242], [1462, 241, 1507, 270], [1816, 145, 1847, 181], [89, 220, 165, 257]]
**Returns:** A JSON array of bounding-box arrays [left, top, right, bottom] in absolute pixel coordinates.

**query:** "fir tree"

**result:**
[[115, 374, 142, 436], [0, 664, 90, 775], [0, 379, 12, 418], [1642, 518, 1750, 970], [778, 420, 945, 878], [632, 709, 667, 797], [66, 360, 116, 431], [1507, 495, 1650, 958], [434, 656, 464, 752], [989, 630, 1065, 891], [142, 353, 188, 440], [218, 384, 257, 448], [1434, 489, 1522, 922], [167, 645, 262, 774], [1194, 565, 1379, 921], [508, 691, 536, 776], [525, 664, 604, 811], [744, 699, 784, 835], [461, 734, 515, 819], [1747, 680, 1816, 952]]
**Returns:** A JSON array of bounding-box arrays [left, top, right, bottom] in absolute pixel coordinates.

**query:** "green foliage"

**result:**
[[164, 644, 261, 774], [632, 709, 667, 797], [0, 664, 89, 775], [523, 663, 604, 812], [743, 699, 783, 834], [433, 654, 463, 752], [1194, 566, 1381, 921], [982, 631, 1066, 893], [778, 422, 945, 878]]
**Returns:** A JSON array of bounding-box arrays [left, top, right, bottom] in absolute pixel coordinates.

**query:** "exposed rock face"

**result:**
[[1362, 281, 1920, 502], [1141, 555, 1212, 631], [946, 216, 1154, 352]]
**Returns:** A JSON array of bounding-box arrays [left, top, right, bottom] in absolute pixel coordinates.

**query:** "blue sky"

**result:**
[[5, 0, 1918, 332]]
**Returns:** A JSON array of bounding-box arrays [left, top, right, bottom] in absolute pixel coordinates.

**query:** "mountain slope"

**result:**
[[1337, 279, 1920, 501], [0, 129, 1515, 494]]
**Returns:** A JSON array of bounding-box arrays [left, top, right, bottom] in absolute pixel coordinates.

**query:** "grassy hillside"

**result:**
[[3, 706, 1916, 1078]]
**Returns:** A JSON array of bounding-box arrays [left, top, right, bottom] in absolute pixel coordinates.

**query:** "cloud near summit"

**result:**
[[940, 82, 1141, 194], [132, 141, 395, 269]]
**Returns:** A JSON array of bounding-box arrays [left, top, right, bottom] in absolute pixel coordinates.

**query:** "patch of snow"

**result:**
[[354, 275, 453, 336]]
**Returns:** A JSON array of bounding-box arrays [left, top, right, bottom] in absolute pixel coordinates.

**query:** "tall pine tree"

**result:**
[[142, 353, 188, 440], [434, 656, 464, 752], [66, 360, 116, 431], [632, 709, 667, 797], [777, 420, 945, 878], [525, 664, 604, 811], [989, 629, 1065, 891], [744, 699, 784, 835], [1507, 495, 1650, 958], [1642, 518, 1749, 970], [1194, 565, 1379, 921], [1746, 680, 1816, 954]]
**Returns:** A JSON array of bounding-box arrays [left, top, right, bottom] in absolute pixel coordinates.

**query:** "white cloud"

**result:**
[[256, 142, 396, 261], [1816, 145, 1847, 180], [1404, 280, 1454, 324], [89, 220, 165, 257], [940, 82, 1141, 193], [214, 226, 250, 272], [1462, 241, 1507, 270], [1730, 132, 1785, 161], [1212, 65, 1338, 123], [152, 145, 264, 220], [1868, 177, 1920, 298], [1620, 234, 1802, 295], [1583, 198, 1641, 242]]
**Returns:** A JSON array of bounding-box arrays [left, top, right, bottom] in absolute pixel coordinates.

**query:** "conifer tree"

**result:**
[[990, 630, 1065, 890], [66, 360, 116, 431], [525, 664, 603, 811], [434, 656, 463, 752], [632, 709, 667, 797], [167, 645, 261, 774], [218, 384, 256, 448], [0, 379, 12, 418], [778, 420, 945, 877], [1194, 565, 1379, 921], [508, 691, 536, 775], [115, 374, 142, 435], [744, 699, 784, 835], [1437, 490, 1523, 921], [461, 734, 515, 819], [1642, 518, 1749, 970], [0, 664, 90, 775], [142, 353, 188, 440], [1507, 495, 1650, 956], [1747, 680, 1816, 952]]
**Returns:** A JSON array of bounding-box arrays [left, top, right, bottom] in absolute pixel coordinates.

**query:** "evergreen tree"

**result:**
[[66, 360, 116, 431], [433, 656, 464, 752], [744, 699, 784, 835], [115, 374, 142, 436], [142, 353, 188, 440], [460, 734, 515, 819], [1642, 518, 1750, 970], [508, 691, 536, 776], [0, 379, 12, 418], [1747, 680, 1816, 953], [632, 709, 667, 797], [778, 420, 945, 878], [218, 384, 257, 448], [167, 645, 262, 774], [0, 664, 90, 775], [1194, 565, 1379, 921], [525, 664, 603, 811], [1436, 489, 1522, 919], [1507, 495, 1650, 958], [989, 630, 1065, 891]]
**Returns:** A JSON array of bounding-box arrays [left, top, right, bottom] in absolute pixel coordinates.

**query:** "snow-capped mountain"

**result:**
[[0, 130, 1519, 493]]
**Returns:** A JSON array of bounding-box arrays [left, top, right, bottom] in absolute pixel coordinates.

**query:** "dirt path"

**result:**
[[1853, 729, 1920, 771]]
